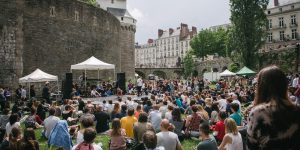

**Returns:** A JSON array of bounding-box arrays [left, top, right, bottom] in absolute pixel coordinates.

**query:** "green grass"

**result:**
[[33, 126, 199, 150]]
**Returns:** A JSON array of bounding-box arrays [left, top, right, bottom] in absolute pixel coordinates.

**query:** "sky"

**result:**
[[127, 0, 292, 44]]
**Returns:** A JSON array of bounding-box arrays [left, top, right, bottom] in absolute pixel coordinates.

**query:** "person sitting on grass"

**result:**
[[0, 127, 22, 150], [229, 103, 242, 126], [72, 128, 102, 150], [195, 122, 218, 150], [212, 111, 227, 143], [18, 128, 39, 150], [143, 130, 165, 150], [156, 119, 182, 150], [94, 105, 110, 134], [107, 118, 126, 150], [76, 116, 94, 144], [24, 107, 43, 129], [120, 108, 137, 138], [48, 120, 73, 150], [218, 118, 243, 150], [43, 107, 60, 139]]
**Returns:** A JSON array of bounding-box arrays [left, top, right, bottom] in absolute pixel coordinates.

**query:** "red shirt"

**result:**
[[214, 120, 225, 141]]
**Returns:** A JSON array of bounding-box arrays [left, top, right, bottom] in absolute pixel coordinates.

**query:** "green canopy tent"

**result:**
[[236, 66, 256, 76]]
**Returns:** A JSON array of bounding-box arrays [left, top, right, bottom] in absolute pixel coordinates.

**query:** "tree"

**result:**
[[190, 28, 229, 59], [80, 0, 97, 6], [183, 51, 195, 77], [230, 0, 269, 69]]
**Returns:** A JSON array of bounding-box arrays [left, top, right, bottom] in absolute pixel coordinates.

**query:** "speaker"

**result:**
[[63, 73, 73, 99], [117, 73, 126, 93]]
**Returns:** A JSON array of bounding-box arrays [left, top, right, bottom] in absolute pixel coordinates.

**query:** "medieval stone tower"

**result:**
[[97, 0, 136, 80]]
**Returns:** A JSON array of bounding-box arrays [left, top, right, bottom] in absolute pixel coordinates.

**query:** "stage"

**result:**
[[82, 95, 149, 104]]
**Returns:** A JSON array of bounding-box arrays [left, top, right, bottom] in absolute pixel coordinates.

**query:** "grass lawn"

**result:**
[[34, 127, 199, 150]]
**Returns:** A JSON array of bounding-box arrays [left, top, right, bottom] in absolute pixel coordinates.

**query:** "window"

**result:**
[[279, 17, 284, 28], [268, 19, 272, 29], [121, 17, 124, 21], [291, 5, 295, 9], [75, 11, 79, 21], [291, 15, 297, 25], [279, 31, 285, 41], [185, 41, 188, 47], [279, 8, 282, 12], [111, 0, 114, 4], [50, 6, 55, 17], [267, 33, 273, 42], [268, 11, 271, 14], [292, 29, 297, 40]]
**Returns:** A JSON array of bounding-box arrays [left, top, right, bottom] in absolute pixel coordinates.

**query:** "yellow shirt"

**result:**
[[120, 116, 137, 138]]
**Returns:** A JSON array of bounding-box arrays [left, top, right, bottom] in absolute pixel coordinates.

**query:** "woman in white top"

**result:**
[[76, 116, 94, 144], [218, 118, 243, 150], [5, 114, 21, 137]]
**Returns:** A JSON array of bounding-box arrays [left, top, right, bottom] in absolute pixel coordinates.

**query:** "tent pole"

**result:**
[[98, 69, 99, 81], [85, 69, 87, 97], [28, 82, 31, 100]]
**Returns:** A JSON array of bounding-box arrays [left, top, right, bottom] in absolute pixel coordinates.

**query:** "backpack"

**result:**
[[25, 116, 36, 128]]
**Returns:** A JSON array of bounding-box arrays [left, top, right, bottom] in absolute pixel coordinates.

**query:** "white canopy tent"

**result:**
[[19, 68, 58, 99], [70, 56, 116, 92], [220, 69, 236, 77]]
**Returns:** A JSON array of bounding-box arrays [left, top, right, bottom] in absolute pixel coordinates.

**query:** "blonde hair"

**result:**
[[225, 118, 238, 135], [205, 98, 212, 106], [197, 105, 209, 120]]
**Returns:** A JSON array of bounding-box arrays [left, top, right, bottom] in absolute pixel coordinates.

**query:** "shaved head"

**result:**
[[161, 119, 170, 130]]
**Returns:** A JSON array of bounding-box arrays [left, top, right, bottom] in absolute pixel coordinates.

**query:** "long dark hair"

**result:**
[[172, 108, 182, 122], [255, 66, 291, 107], [9, 113, 19, 125], [111, 118, 122, 137]]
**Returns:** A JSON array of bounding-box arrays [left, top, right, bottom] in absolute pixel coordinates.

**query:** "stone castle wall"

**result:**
[[0, 0, 135, 87], [119, 23, 136, 80]]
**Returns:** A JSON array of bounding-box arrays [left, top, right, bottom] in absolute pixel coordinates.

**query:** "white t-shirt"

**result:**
[[218, 99, 227, 112], [5, 122, 21, 136], [44, 115, 60, 138], [156, 131, 180, 150], [76, 131, 84, 144], [293, 77, 299, 88], [72, 143, 102, 150], [137, 78, 143, 86]]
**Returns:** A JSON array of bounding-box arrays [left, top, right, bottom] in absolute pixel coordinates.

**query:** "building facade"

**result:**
[[135, 23, 197, 68], [261, 0, 300, 52], [209, 23, 231, 32]]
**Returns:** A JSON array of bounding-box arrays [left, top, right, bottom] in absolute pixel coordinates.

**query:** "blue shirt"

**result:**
[[230, 112, 242, 126]]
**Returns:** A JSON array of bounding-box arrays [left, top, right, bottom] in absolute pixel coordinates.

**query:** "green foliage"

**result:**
[[229, 63, 240, 72], [183, 51, 195, 78], [190, 28, 229, 59], [80, 0, 97, 6], [230, 0, 269, 69]]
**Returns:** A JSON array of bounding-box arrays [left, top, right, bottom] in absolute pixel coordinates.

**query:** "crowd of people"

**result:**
[[0, 65, 300, 150]]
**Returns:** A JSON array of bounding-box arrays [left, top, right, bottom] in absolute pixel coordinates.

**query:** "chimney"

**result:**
[[169, 28, 174, 35], [192, 26, 197, 34], [274, 0, 279, 6], [148, 39, 154, 44], [158, 29, 163, 38]]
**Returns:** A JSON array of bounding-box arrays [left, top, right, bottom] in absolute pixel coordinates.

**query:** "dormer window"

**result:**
[[111, 0, 114, 4]]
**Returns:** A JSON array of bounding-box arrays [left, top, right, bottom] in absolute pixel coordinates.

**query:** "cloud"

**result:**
[[129, 8, 144, 20]]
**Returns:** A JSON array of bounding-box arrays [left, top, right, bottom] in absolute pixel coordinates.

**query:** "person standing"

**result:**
[[136, 77, 143, 96], [30, 85, 36, 99], [42, 82, 51, 104], [20, 86, 27, 101], [0, 89, 6, 111], [292, 74, 299, 89], [156, 119, 182, 150]]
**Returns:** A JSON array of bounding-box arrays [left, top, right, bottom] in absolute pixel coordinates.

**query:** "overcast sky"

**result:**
[[127, 0, 292, 44]]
